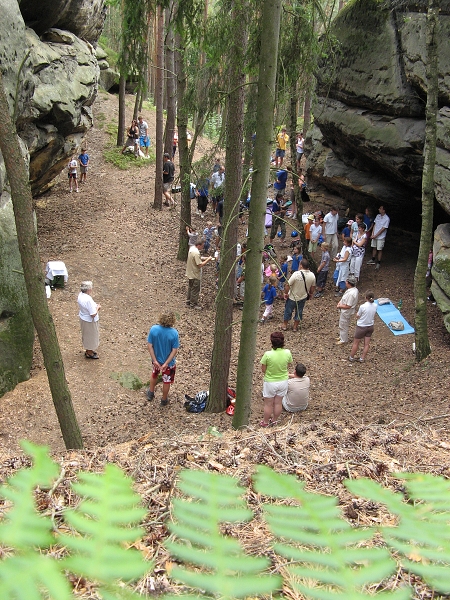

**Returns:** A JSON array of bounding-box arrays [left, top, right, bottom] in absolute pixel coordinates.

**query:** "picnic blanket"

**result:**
[[374, 299, 415, 336]]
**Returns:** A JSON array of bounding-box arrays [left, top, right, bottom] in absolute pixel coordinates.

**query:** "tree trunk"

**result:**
[[414, 0, 438, 362], [303, 85, 311, 135], [0, 71, 83, 450], [233, 0, 282, 428], [133, 87, 141, 121], [164, 3, 177, 157], [153, 3, 164, 210], [207, 1, 247, 413], [175, 31, 192, 262], [117, 73, 126, 146]]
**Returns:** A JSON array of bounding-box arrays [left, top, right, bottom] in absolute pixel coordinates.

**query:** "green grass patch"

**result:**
[[96, 111, 107, 129], [103, 119, 155, 170]]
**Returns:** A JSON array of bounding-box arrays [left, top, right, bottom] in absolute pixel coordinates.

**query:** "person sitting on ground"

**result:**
[[314, 242, 330, 298], [282, 363, 310, 413], [122, 120, 139, 155], [260, 276, 278, 323]]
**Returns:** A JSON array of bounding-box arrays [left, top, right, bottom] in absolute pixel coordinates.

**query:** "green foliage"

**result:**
[[98, 36, 119, 69], [166, 469, 282, 598], [347, 474, 450, 593], [2, 445, 450, 600], [255, 465, 407, 600], [103, 120, 155, 169], [111, 371, 146, 390], [0, 442, 150, 600]]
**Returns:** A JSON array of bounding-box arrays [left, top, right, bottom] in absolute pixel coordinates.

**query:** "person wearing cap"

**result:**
[[275, 127, 289, 168], [341, 219, 353, 241], [336, 276, 359, 345], [304, 213, 314, 243]]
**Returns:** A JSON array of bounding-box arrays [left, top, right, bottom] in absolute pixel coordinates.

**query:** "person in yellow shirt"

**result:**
[[276, 127, 289, 167]]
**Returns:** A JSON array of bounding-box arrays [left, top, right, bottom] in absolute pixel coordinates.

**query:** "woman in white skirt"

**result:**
[[78, 281, 101, 359]]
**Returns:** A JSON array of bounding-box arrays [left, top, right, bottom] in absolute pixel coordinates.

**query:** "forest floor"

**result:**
[[1, 90, 450, 597], [1, 90, 450, 455]]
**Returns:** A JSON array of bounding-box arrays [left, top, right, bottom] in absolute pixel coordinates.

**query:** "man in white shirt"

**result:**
[[211, 166, 225, 213], [336, 275, 359, 344], [367, 205, 390, 270], [323, 206, 339, 259], [138, 116, 150, 157], [282, 363, 310, 412]]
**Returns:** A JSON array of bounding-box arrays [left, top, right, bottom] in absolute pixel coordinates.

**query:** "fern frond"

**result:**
[[60, 464, 149, 584], [166, 469, 282, 598], [0, 553, 72, 600], [0, 442, 70, 599], [0, 441, 59, 550], [255, 465, 400, 599], [347, 474, 450, 593]]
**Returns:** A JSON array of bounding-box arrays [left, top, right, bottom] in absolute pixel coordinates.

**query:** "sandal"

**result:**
[[281, 327, 288, 331], [270, 420, 279, 427], [259, 421, 270, 428], [85, 352, 99, 359]]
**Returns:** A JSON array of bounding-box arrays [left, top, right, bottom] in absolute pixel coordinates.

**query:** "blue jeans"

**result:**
[[283, 297, 306, 322]]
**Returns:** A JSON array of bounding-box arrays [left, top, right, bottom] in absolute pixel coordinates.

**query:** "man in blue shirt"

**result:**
[[147, 312, 180, 406]]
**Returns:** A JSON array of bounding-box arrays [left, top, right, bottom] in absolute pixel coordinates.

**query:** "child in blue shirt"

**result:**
[[290, 245, 302, 274], [203, 221, 216, 253], [260, 276, 278, 323], [278, 255, 289, 296], [78, 149, 89, 184]]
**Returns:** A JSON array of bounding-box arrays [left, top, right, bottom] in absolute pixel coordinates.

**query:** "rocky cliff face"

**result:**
[[307, 0, 450, 331], [0, 0, 105, 395], [307, 0, 450, 225]]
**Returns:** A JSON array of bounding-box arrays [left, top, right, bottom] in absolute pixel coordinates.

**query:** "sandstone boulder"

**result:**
[[308, 0, 450, 220], [0, 0, 104, 395]]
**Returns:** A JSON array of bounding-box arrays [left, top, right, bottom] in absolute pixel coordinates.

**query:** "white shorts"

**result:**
[[263, 380, 289, 399], [371, 238, 385, 250]]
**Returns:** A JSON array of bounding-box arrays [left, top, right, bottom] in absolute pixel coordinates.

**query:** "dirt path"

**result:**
[[0, 92, 449, 455]]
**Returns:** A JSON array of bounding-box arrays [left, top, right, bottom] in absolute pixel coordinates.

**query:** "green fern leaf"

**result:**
[[60, 464, 149, 584], [255, 465, 401, 598], [166, 469, 282, 598], [0, 441, 59, 550], [0, 442, 70, 599], [347, 475, 450, 593], [0, 553, 72, 600]]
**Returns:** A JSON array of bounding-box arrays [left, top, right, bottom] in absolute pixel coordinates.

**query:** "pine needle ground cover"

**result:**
[[0, 421, 449, 598]]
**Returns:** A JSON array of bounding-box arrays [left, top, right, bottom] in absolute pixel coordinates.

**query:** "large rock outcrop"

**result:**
[[307, 0, 450, 225], [0, 0, 105, 395]]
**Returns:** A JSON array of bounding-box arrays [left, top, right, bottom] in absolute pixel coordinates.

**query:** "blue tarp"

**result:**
[[375, 300, 415, 336]]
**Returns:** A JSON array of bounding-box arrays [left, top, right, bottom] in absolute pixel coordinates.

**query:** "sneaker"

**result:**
[[335, 340, 346, 345], [146, 389, 155, 401], [367, 259, 376, 265], [348, 356, 355, 362], [314, 292, 323, 298], [201, 214, 204, 218], [375, 263, 380, 270], [334, 292, 342, 297], [161, 399, 169, 406], [359, 358, 365, 362], [259, 318, 265, 323]]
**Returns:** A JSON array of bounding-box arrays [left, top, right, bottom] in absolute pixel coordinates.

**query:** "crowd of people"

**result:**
[[75, 122, 391, 422]]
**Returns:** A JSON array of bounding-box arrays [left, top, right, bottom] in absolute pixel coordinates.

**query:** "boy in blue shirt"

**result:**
[[78, 148, 89, 184], [147, 312, 180, 406], [260, 276, 278, 323]]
